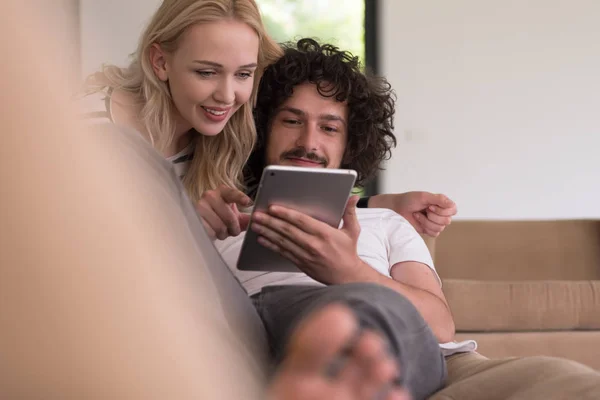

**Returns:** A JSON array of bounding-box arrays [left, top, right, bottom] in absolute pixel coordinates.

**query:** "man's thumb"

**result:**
[[434, 193, 455, 208], [342, 195, 361, 235]]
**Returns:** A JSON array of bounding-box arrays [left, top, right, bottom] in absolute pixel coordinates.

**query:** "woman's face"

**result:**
[[152, 19, 260, 136]]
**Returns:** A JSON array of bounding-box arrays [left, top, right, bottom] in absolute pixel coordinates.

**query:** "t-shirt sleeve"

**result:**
[[385, 213, 442, 286]]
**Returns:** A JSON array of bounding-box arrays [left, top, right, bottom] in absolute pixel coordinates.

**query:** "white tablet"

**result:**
[[237, 165, 357, 273]]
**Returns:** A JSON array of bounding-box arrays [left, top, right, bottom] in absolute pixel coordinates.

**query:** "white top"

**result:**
[[77, 89, 194, 178], [215, 207, 477, 356], [216, 208, 438, 296]]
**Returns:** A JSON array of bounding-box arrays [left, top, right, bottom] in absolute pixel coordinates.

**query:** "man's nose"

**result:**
[[294, 124, 319, 151]]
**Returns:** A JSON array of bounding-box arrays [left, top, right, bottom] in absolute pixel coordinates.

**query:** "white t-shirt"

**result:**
[[215, 208, 439, 296], [215, 207, 477, 356]]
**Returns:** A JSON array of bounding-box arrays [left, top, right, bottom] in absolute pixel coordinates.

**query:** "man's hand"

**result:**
[[250, 195, 368, 285], [369, 192, 457, 237], [196, 185, 252, 240]]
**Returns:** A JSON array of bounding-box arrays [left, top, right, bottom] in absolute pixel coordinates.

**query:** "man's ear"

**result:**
[[149, 43, 169, 82]]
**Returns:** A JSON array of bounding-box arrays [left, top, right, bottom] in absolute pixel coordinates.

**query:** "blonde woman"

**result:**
[[81, 0, 282, 203]]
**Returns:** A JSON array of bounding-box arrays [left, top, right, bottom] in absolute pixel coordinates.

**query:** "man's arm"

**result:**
[[251, 197, 456, 343], [362, 192, 457, 237], [342, 261, 455, 343]]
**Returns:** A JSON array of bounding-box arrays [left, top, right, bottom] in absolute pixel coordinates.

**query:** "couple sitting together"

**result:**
[[5, 1, 599, 399]]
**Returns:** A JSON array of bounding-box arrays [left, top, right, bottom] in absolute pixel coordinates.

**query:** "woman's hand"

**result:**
[[196, 185, 252, 240]]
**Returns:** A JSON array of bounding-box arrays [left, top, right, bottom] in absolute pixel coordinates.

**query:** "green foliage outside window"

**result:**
[[257, 0, 365, 63]]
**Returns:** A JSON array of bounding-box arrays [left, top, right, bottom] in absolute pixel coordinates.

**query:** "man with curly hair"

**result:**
[[216, 38, 455, 400], [216, 38, 600, 400]]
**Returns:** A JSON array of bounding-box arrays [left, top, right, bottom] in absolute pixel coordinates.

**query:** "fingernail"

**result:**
[[429, 206, 436, 212], [251, 223, 263, 233]]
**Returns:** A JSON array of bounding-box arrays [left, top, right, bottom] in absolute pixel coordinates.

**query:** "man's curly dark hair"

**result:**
[[244, 38, 397, 192]]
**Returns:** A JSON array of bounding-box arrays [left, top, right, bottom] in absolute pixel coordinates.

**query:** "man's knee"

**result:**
[[440, 353, 600, 400], [518, 355, 596, 375]]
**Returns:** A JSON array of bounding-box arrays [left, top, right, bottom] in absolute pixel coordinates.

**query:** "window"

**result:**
[[257, 0, 366, 63]]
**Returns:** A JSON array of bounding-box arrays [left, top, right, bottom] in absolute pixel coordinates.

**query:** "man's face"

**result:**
[[264, 82, 348, 169]]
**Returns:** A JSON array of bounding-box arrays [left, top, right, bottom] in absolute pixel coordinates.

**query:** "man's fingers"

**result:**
[[349, 331, 399, 399], [424, 211, 452, 227], [414, 213, 445, 237], [266, 205, 326, 236], [252, 212, 313, 250], [256, 235, 303, 266], [253, 222, 311, 262], [423, 228, 442, 238], [428, 204, 457, 217], [429, 194, 457, 216], [283, 304, 360, 373]]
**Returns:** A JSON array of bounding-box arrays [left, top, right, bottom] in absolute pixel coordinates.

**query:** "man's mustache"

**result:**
[[280, 148, 328, 165]]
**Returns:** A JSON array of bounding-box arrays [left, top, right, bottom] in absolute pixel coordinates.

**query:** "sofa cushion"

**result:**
[[443, 279, 600, 331], [434, 220, 600, 281]]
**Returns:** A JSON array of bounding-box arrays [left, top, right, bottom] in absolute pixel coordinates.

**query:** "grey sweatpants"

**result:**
[[253, 283, 447, 400]]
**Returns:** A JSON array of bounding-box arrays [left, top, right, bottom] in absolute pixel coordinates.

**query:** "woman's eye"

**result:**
[[237, 72, 253, 79], [195, 70, 215, 77]]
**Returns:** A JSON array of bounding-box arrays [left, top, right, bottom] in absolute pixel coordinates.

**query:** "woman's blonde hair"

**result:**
[[84, 0, 282, 202]]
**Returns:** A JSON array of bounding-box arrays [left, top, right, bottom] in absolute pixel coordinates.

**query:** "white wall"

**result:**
[[380, 0, 600, 219], [79, 0, 162, 78]]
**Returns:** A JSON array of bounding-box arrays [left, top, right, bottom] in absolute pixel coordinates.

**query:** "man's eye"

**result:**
[[283, 119, 300, 125]]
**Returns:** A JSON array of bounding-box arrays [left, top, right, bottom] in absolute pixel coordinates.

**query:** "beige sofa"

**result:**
[[425, 219, 600, 370]]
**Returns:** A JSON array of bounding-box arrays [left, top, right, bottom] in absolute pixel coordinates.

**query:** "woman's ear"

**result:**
[[149, 43, 169, 82]]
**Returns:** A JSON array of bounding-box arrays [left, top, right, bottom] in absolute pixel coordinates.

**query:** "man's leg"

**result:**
[[254, 284, 447, 400], [431, 352, 600, 400]]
